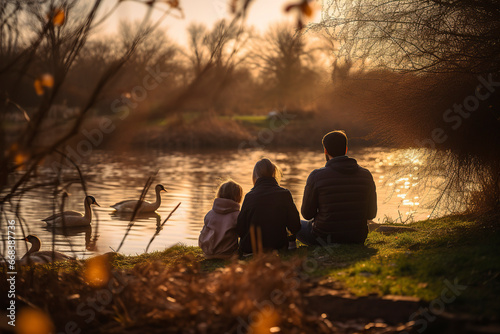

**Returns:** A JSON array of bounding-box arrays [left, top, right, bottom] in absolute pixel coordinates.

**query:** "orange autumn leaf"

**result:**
[[285, 0, 314, 29], [84, 255, 111, 288], [40, 74, 54, 88], [17, 308, 54, 334], [15, 152, 29, 169], [34, 73, 54, 95], [301, 1, 314, 18], [285, 0, 315, 16], [9, 143, 29, 170], [249, 309, 281, 334], [34, 79, 44, 95], [52, 8, 65, 26]]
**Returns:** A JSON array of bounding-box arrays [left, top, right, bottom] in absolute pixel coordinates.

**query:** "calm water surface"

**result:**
[[3, 147, 440, 258]]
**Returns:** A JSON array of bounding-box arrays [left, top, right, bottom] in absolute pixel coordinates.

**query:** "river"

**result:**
[[2, 147, 442, 258]]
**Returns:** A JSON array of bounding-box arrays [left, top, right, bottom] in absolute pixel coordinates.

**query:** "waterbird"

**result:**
[[20, 235, 73, 264], [111, 184, 167, 213], [42, 195, 100, 227]]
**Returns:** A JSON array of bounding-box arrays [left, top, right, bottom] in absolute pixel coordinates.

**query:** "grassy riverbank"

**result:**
[[109, 213, 500, 317], [2, 214, 499, 333], [118, 112, 375, 149], [2, 111, 376, 152]]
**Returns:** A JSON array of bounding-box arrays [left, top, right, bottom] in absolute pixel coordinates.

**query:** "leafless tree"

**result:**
[[313, 0, 500, 74], [312, 0, 500, 213], [0, 0, 182, 257], [249, 24, 319, 107]]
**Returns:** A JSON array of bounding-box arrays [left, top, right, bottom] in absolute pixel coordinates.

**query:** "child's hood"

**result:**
[[213, 198, 240, 214]]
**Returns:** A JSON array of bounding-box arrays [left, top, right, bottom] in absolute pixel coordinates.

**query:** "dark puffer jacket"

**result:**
[[237, 177, 301, 254], [301, 156, 377, 243]]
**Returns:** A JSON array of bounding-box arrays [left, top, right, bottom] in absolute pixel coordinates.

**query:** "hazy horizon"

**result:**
[[100, 0, 321, 46]]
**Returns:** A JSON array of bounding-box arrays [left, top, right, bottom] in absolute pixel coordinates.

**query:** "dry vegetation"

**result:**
[[0, 253, 415, 334], [2, 214, 499, 333]]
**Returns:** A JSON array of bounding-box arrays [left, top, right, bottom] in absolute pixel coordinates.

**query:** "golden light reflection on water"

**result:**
[[3, 147, 445, 258]]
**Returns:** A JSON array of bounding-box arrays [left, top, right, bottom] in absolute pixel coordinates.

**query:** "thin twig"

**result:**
[[145, 202, 181, 253]]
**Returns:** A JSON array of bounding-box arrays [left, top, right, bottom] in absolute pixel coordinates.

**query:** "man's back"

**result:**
[[301, 156, 377, 243]]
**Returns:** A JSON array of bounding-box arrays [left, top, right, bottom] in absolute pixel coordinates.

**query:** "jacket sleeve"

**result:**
[[286, 191, 301, 234], [367, 174, 377, 219], [301, 171, 318, 220]]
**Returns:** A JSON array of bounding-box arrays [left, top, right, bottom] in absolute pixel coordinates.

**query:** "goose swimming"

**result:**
[[42, 195, 100, 227], [20, 235, 73, 264], [111, 184, 166, 213]]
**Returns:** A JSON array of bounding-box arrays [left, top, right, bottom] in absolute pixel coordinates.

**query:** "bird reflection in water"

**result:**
[[44, 225, 98, 252], [110, 211, 163, 235], [111, 211, 161, 224]]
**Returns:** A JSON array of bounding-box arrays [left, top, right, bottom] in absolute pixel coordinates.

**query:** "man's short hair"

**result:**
[[322, 130, 348, 157]]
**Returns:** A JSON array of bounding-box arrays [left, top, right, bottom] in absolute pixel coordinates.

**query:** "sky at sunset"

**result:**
[[102, 0, 322, 46]]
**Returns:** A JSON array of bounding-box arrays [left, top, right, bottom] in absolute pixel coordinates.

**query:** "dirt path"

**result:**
[[304, 279, 500, 334]]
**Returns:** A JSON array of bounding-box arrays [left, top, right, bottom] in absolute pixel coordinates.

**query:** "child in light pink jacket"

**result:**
[[199, 180, 242, 259]]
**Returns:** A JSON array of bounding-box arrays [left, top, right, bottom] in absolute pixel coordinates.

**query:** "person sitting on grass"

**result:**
[[199, 180, 243, 259], [236, 158, 301, 255], [297, 130, 377, 246]]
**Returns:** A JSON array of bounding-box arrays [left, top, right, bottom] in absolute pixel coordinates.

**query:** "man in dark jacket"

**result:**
[[297, 131, 377, 245]]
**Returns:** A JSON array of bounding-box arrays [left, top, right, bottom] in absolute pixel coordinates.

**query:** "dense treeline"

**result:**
[[1, 17, 338, 117]]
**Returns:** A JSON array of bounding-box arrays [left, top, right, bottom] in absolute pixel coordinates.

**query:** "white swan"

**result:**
[[42, 195, 100, 227], [111, 184, 166, 213]]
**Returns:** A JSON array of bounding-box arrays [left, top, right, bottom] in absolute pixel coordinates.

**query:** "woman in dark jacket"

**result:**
[[236, 158, 301, 254]]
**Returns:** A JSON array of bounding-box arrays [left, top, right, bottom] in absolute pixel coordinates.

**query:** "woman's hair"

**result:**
[[252, 158, 283, 185], [216, 180, 243, 203]]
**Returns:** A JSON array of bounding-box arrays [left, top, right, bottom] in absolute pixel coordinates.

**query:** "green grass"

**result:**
[[13, 244, 229, 274], [150, 113, 272, 128], [230, 115, 269, 127], [111, 244, 230, 272], [308, 215, 500, 317]]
